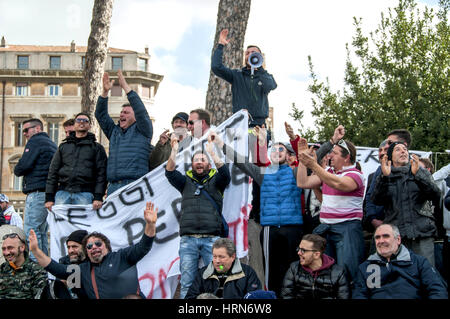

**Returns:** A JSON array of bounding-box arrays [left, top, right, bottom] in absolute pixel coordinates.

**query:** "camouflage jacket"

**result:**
[[0, 257, 48, 299]]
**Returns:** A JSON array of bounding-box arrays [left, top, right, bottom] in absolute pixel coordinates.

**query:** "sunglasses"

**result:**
[[86, 241, 103, 250], [271, 146, 285, 153], [296, 247, 317, 254], [2, 233, 26, 244], [75, 118, 90, 123], [337, 139, 350, 154], [22, 125, 36, 134], [188, 120, 202, 126]]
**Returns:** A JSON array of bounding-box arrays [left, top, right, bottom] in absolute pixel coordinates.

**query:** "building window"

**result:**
[[138, 58, 147, 72], [13, 175, 23, 191], [112, 57, 123, 70], [81, 56, 86, 69], [16, 83, 28, 96], [17, 56, 29, 69], [111, 83, 122, 97], [15, 122, 25, 147], [48, 84, 60, 96], [48, 122, 59, 144], [142, 85, 150, 98], [50, 56, 61, 69]]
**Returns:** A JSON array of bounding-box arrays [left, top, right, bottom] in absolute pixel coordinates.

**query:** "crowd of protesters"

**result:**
[[0, 29, 449, 299]]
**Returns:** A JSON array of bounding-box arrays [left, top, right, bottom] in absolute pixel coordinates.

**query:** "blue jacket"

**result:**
[[212, 44, 277, 127], [14, 132, 57, 194], [95, 90, 153, 182], [224, 145, 303, 227], [353, 245, 448, 299], [260, 165, 303, 226]]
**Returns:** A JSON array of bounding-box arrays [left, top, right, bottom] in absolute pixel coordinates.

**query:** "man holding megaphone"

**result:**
[[212, 29, 277, 128], [212, 29, 278, 290]]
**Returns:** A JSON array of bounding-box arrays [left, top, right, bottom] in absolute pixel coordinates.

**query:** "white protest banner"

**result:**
[[47, 110, 249, 299]]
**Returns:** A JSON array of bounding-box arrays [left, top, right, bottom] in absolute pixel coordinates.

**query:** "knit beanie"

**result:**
[[66, 230, 88, 244]]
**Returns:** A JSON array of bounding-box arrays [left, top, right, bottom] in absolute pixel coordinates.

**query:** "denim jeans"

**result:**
[[107, 180, 135, 196], [24, 191, 49, 259], [313, 220, 365, 285], [55, 190, 94, 205], [179, 235, 220, 299]]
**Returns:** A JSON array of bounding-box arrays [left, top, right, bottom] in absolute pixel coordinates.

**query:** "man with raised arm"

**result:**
[[210, 130, 304, 297], [165, 133, 231, 299], [95, 70, 153, 195], [296, 136, 365, 287], [212, 29, 277, 128], [29, 201, 158, 299]]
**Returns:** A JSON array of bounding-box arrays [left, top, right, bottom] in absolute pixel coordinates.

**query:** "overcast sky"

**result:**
[[0, 0, 440, 144]]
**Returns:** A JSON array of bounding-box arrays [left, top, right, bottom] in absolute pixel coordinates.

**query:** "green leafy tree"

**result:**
[[293, 0, 449, 159]]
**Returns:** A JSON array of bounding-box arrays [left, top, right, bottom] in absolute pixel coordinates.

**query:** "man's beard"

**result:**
[[90, 254, 104, 264], [5, 249, 23, 264], [69, 252, 85, 264], [193, 169, 209, 179]]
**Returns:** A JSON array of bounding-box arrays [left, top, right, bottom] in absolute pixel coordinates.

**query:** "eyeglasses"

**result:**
[[296, 247, 317, 254], [194, 184, 204, 196], [22, 125, 36, 134], [337, 139, 350, 154], [2, 233, 26, 244], [271, 147, 285, 153], [86, 241, 103, 250], [75, 118, 90, 123]]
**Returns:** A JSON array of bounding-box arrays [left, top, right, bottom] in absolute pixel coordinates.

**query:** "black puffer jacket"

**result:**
[[166, 166, 231, 236], [45, 132, 107, 202], [371, 165, 441, 239], [281, 254, 350, 299]]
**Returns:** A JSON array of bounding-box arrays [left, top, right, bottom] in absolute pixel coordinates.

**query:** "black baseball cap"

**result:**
[[171, 112, 189, 124]]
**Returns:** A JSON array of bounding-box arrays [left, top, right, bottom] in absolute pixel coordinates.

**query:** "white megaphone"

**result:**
[[248, 51, 263, 75]]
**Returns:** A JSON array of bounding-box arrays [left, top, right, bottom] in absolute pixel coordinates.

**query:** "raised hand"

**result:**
[[219, 29, 231, 46], [102, 72, 114, 97], [208, 131, 224, 148], [254, 125, 267, 147], [28, 229, 38, 252], [331, 125, 345, 144], [117, 69, 131, 93], [205, 141, 215, 158], [144, 201, 158, 226], [297, 137, 309, 154], [380, 154, 392, 176], [410, 154, 420, 175], [170, 134, 179, 152], [284, 122, 295, 141]]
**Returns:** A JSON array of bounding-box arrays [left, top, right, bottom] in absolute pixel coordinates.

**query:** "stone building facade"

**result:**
[[0, 38, 163, 216]]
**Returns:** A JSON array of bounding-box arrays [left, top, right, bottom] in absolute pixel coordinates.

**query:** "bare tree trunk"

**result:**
[[205, 0, 251, 125], [81, 0, 114, 139]]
